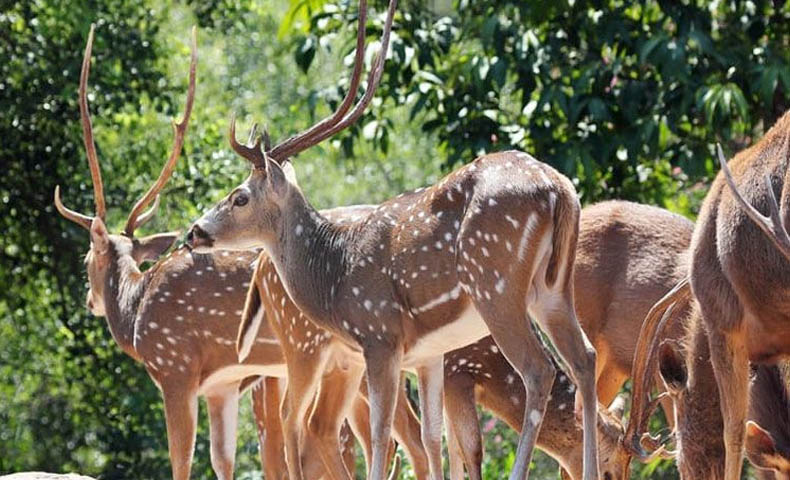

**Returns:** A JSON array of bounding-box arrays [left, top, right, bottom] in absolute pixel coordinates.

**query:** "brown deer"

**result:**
[[635, 110, 790, 480], [444, 337, 630, 480], [54, 24, 418, 480], [442, 200, 692, 480], [185, 2, 601, 480], [686, 113, 790, 479], [628, 287, 790, 479]]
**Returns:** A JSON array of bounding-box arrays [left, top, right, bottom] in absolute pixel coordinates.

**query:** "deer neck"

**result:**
[[101, 241, 151, 361], [265, 195, 353, 323]]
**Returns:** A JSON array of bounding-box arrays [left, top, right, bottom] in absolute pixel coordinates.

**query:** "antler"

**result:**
[[124, 27, 198, 236], [623, 277, 691, 459], [718, 143, 790, 260], [54, 24, 105, 230], [232, 0, 396, 165], [80, 24, 106, 221], [229, 114, 265, 167]]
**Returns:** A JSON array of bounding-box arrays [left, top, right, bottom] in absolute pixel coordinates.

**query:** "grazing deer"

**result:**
[[627, 285, 790, 479], [444, 337, 630, 480], [54, 24, 416, 480], [186, 2, 600, 480], [443, 200, 692, 480]]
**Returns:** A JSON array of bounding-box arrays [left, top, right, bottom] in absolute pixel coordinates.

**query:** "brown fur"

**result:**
[[688, 109, 790, 479], [444, 200, 693, 480]]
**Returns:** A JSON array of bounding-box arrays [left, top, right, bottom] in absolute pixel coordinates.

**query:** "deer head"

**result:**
[[54, 24, 197, 316], [186, 0, 396, 253]]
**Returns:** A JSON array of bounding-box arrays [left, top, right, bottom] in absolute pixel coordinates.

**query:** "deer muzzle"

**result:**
[[186, 224, 213, 251]]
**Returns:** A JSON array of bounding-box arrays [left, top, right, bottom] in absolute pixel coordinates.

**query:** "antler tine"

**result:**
[[229, 114, 265, 167], [718, 143, 790, 260], [124, 26, 198, 237], [300, 0, 396, 149], [54, 185, 93, 230], [79, 24, 106, 221], [623, 278, 691, 459], [266, 0, 369, 161]]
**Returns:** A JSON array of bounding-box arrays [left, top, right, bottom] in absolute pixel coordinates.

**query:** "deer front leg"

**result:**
[[306, 362, 365, 480], [416, 358, 445, 480], [206, 382, 241, 480], [282, 352, 328, 480], [707, 326, 750, 480], [251, 377, 288, 480], [162, 385, 199, 480], [365, 345, 403, 480], [392, 378, 430, 480], [444, 372, 481, 480]]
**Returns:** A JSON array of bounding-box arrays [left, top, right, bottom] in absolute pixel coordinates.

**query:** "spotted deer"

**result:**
[[186, 2, 601, 480], [442, 200, 694, 480], [242, 237, 431, 480], [627, 109, 790, 480], [54, 24, 417, 480]]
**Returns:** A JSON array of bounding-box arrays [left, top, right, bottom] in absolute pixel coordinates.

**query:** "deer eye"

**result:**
[[233, 193, 249, 207]]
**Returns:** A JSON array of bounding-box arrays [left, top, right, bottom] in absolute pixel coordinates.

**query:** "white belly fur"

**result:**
[[403, 303, 489, 367], [198, 364, 287, 395]]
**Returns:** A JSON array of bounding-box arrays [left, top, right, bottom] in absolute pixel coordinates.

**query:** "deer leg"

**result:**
[[392, 378, 430, 480], [533, 292, 598, 480], [251, 377, 287, 480], [162, 386, 199, 480], [349, 394, 374, 471], [445, 412, 466, 480], [306, 363, 365, 480], [707, 326, 750, 480], [472, 302, 555, 480], [206, 382, 241, 480], [444, 372, 482, 480], [595, 364, 626, 409], [365, 345, 403, 480], [282, 352, 328, 480], [416, 358, 445, 480]]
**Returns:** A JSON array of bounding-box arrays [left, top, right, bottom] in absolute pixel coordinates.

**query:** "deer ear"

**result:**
[[745, 421, 783, 472], [658, 340, 687, 394], [132, 231, 180, 263], [90, 217, 110, 253], [265, 155, 289, 198], [281, 160, 299, 187]]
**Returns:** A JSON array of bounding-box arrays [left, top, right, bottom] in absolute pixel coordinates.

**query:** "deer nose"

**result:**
[[186, 224, 212, 249]]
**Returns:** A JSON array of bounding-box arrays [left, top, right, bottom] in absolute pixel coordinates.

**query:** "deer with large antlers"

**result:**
[[54, 24, 422, 480], [442, 200, 693, 480], [623, 110, 790, 479], [185, 1, 601, 479]]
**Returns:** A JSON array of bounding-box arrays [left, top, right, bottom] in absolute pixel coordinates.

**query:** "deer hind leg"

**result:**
[[416, 358, 445, 480], [282, 350, 330, 480], [162, 384, 199, 480], [364, 344, 403, 480], [305, 362, 365, 480], [531, 289, 598, 480], [251, 377, 287, 480], [707, 326, 750, 480], [457, 215, 557, 480], [443, 372, 482, 480], [206, 382, 241, 480]]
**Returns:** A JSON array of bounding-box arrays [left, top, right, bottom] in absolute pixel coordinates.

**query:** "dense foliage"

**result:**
[[2, 0, 789, 478]]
